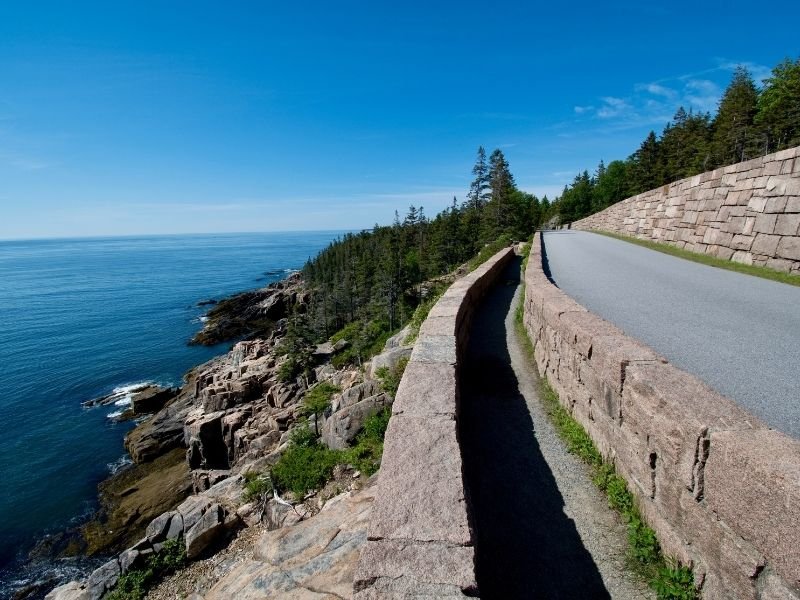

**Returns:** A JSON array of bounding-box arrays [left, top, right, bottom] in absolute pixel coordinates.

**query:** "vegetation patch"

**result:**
[[514, 289, 696, 599], [467, 233, 513, 272], [330, 320, 397, 368], [106, 538, 186, 600], [595, 230, 800, 287], [403, 286, 445, 344], [344, 407, 391, 476], [301, 382, 340, 435], [375, 356, 409, 397]]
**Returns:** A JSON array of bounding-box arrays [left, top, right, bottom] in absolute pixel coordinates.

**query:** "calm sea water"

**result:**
[[0, 231, 343, 592]]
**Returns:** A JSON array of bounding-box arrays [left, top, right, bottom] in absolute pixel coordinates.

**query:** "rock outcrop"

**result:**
[[190, 273, 307, 345]]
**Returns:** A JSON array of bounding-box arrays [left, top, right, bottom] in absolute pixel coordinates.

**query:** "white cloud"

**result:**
[[574, 105, 594, 114], [597, 96, 632, 119]]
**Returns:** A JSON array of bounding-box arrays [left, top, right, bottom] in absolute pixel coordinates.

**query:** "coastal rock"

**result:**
[[368, 346, 412, 378], [131, 386, 178, 415], [125, 393, 193, 463], [190, 273, 304, 346], [323, 393, 391, 450], [185, 503, 225, 559], [333, 380, 381, 412], [203, 483, 375, 600], [384, 324, 413, 349], [44, 581, 90, 600], [86, 558, 120, 599], [145, 511, 174, 544]]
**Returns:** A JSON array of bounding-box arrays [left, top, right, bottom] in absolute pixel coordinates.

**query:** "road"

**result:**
[[459, 256, 653, 599], [542, 230, 800, 439]]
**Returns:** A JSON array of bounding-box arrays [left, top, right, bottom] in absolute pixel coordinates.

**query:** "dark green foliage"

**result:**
[[330, 319, 395, 368], [344, 407, 391, 476], [653, 563, 698, 600], [712, 66, 759, 165], [302, 149, 542, 344], [106, 539, 186, 600], [757, 57, 800, 154], [276, 311, 315, 383], [404, 286, 445, 344], [375, 356, 409, 397], [302, 382, 340, 435], [271, 441, 343, 498], [551, 57, 799, 226]]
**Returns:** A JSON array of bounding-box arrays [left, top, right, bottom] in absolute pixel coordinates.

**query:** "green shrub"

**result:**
[[403, 287, 445, 344], [329, 320, 396, 368], [653, 563, 697, 600], [302, 382, 340, 434], [467, 234, 513, 271], [106, 538, 186, 600], [271, 442, 344, 498], [345, 407, 392, 476], [376, 357, 409, 396], [289, 422, 319, 448]]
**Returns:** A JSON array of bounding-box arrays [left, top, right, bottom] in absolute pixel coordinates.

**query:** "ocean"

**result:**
[[0, 231, 343, 594]]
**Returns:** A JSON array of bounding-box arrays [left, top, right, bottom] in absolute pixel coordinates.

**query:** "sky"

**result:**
[[0, 1, 798, 239]]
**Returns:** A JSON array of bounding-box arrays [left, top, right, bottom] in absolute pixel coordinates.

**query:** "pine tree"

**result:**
[[756, 57, 800, 154], [466, 146, 491, 211], [712, 66, 759, 165]]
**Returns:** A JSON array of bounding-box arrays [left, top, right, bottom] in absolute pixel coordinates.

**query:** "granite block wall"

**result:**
[[523, 232, 800, 599], [573, 146, 800, 273]]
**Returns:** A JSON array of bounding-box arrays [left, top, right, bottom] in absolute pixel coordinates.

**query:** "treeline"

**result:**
[[553, 57, 800, 224], [301, 147, 542, 348]]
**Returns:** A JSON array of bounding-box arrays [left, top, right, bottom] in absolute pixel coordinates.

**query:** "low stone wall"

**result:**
[[573, 146, 800, 273], [354, 246, 515, 598], [523, 232, 800, 599]]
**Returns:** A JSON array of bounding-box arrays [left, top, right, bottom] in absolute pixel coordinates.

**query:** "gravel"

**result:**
[[460, 256, 653, 599], [543, 230, 800, 439]]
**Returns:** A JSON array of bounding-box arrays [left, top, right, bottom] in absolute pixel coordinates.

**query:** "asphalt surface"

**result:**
[[460, 256, 653, 599], [543, 230, 800, 439]]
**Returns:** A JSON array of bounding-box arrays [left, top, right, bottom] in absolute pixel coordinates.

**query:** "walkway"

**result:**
[[460, 256, 652, 599], [542, 230, 800, 439]]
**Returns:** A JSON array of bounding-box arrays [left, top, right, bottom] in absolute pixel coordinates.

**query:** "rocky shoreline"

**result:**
[[36, 273, 413, 600]]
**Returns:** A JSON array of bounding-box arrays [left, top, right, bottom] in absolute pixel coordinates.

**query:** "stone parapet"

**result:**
[[354, 246, 515, 598], [573, 146, 800, 273], [523, 231, 800, 599]]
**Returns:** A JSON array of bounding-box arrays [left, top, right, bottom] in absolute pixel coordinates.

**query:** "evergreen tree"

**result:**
[[712, 66, 759, 165], [756, 57, 800, 154], [466, 146, 491, 211]]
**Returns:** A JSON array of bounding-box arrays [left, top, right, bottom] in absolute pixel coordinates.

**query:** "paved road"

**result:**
[[460, 256, 653, 599], [543, 230, 800, 439]]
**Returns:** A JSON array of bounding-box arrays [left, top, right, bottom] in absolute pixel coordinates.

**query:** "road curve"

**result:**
[[542, 230, 800, 440]]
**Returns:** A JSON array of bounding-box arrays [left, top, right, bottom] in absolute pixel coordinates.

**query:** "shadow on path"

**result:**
[[460, 256, 610, 599]]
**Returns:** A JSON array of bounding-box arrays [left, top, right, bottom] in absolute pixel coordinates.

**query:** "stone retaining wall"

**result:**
[[353, 246, 515, 598], [523, 232, 800, 599], [573, 146, 800, 273]]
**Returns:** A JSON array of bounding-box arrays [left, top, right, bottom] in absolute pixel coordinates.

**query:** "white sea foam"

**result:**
[[199, 316, 209, 323], [107, 409, 123, 419], [107, 455, 133, 474]]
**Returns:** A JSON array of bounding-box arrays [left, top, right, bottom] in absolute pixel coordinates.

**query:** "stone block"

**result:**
[[368, 415, 472, 545], [354, 540, 478, 594], [776, 236, 800, 261], [747, 194, 768, 214], [764, 197, 788, 213], [391, 361, 457, 417], [786, 197, 800, 213], [410, 335, 457, 365], [753, 213, 777, 234], [750, 233, 781, 256], [705, 429, 800, 589], [775, 214, 800, 236]]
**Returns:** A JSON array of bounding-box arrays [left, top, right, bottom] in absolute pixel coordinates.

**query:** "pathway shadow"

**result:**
[[460, 256, 610, 599]]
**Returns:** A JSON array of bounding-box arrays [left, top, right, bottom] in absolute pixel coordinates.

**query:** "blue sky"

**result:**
[[0, 1, 798, 239]]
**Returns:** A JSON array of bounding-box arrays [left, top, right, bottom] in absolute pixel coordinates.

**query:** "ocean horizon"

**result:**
[[0, 230, 345, 594]]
